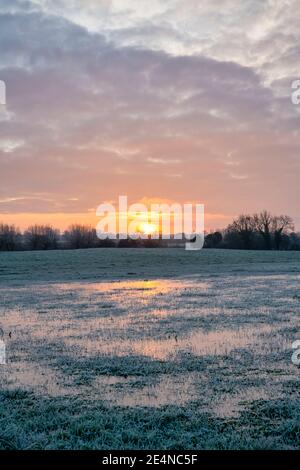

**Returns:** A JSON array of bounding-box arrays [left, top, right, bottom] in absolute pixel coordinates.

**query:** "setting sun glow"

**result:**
[[139, 222, 158, 235]]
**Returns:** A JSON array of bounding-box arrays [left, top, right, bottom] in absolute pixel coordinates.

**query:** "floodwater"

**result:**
[[0, 260, 299, 417]]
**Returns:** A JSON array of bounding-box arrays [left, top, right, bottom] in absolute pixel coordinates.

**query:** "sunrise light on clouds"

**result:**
[[2, 1, 300, 457], [1, 0, 300, 229]]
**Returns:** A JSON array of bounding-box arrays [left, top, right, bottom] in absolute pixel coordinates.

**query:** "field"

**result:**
[[0, 248, 299, 449]]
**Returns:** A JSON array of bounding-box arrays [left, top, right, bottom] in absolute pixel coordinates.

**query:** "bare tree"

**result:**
[[253, 211, 295, 250], [253, 211, 273, 250], [24, 225, 60, 250], [226, 215, 255, 249], [63, 224, 97, 249], [0, 223, 21, 251], [273, 215, 294, 250]]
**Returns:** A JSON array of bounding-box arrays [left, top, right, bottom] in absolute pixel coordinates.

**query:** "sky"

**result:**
[[0, 0, 300, 231]]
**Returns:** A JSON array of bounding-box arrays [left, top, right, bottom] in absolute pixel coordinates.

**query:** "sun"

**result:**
[[139, 222, 158, 236]]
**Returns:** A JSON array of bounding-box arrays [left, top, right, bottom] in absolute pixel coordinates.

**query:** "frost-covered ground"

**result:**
[[0, 249, 299, 449]]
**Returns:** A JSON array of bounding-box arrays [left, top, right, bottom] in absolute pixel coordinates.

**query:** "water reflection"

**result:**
[[0, 275, 298, 415]]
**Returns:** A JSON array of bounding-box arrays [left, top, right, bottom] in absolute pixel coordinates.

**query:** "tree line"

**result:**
[[0, 211, 299, 251], [205, 211, 299, 250], [0, 224, 111, 251], [0, 222, 170, 251]]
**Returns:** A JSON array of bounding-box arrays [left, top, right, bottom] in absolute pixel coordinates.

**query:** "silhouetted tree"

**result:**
[[24, 225, 60, 250], [289, 232, 300, 250], [253, 211, 273, 250], [226, 215, 255, 249], [0, 223, 21, 251], [63, 224, 97, 249], [225, 211, 295, 250], [273, 215, 294, 250], [223, 230, 243, 249], [205, 231, 223, 248]]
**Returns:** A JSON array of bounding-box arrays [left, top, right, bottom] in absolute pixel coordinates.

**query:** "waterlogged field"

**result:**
[[0, 249, 299, 449]]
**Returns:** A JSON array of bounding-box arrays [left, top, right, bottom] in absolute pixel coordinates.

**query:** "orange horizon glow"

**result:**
[[1, 2, 300, 233], [0, 210, 234, 233]]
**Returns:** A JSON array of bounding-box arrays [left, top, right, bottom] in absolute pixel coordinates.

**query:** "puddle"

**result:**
[[0, 276, 299, 413], [100, 373, 198, 407]]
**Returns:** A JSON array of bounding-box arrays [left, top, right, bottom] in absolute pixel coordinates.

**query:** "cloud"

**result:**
[[28, 1, 300, 87], [147, 157, 181, 165], [0, 0, 299, 226]]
